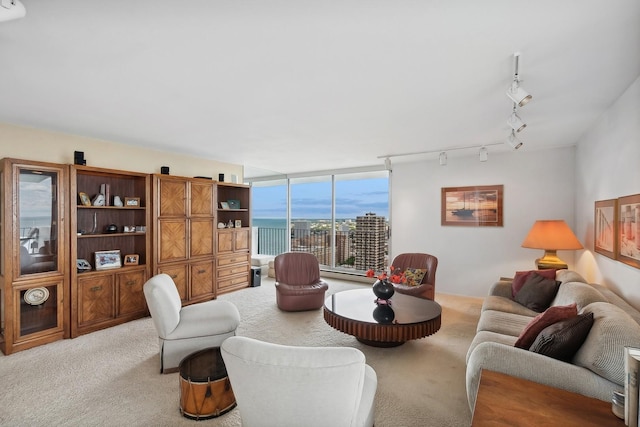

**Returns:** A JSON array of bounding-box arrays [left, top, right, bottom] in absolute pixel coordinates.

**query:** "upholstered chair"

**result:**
[[274, 252, 329, 311], [221, 336, 377, 427], [143, 273, 241, 373], [391, 252, 438, 300]]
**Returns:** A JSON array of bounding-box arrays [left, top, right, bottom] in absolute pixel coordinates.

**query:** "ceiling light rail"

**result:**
[[504, 52, 532, 150]]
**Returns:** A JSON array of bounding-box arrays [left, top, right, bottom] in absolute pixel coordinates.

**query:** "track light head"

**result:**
[[0, 0, 25, 22], [439, 152, 447, 166], [507, 84, 532, 107], [506, 131, 523, 150], [478, 146, 488, 162], [507, 111, 526, 132]]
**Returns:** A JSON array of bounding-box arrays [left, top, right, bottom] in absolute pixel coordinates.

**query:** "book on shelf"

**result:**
[[625, 346, 640, 427]]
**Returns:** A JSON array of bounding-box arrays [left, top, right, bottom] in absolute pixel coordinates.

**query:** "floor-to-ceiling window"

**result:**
[[249, 167, 389, 274]]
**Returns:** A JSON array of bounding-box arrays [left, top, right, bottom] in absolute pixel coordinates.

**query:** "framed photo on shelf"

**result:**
[[618, 193, 640, 269], [124, 197, 140, 207], [78, 192, 91, 207], [227, 199, 240, 209], [124, 254, 139, 266], [235, 219, 242, 228], [220, 201, 230, 210], [441, 185, 503, 227], [95, 250, 122, 270], [594, 199, 617, 260]]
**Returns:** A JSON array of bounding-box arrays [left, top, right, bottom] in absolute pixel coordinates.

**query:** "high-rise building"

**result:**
[[355, 213, 386, 271]]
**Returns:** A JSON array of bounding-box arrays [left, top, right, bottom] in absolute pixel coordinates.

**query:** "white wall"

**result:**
[[0, 122, 243, 179], [391, 146, 576, 297], [575, 76, 640, 309]]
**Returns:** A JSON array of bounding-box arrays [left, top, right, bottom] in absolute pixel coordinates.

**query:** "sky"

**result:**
[[252, 177, 389, 220]]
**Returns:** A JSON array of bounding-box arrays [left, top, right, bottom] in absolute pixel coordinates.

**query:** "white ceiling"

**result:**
[[0, 1, 639, 178]]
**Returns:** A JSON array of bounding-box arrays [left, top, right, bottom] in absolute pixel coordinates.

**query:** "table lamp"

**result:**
[[521, 220, 583, 269]]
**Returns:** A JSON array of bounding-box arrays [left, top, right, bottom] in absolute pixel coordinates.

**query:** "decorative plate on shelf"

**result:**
[[24, 287, 50, 305]]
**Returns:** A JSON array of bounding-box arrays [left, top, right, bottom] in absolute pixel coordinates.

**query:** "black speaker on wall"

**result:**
[[74, 151, 86, 165], [161, 166, 170, 175], [218, 173, 224, 182]]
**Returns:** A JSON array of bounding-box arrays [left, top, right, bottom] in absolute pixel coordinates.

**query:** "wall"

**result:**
[[575, 76, 640, 309], [0, 122, 242, 179], [391, 146, 576, 297]]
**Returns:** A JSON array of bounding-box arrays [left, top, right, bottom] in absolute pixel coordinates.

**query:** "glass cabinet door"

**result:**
[[18, 168, 59, 276]]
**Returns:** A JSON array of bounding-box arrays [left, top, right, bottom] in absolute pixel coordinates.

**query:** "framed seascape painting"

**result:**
[[441, 185, 503, 227], [594, 199, 617, 259], [618, 193, 640, 269]]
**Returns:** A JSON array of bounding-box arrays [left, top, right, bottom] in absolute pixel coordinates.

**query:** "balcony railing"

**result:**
[[255, 227, 387, 271]]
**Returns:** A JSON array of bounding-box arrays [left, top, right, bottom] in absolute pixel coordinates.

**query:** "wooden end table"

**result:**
[[472, 369, 623, 426], [323, 288, 441, 347]]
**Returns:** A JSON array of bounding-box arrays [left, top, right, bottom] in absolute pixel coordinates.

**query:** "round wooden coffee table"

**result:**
[[323, 288, 442, 347]]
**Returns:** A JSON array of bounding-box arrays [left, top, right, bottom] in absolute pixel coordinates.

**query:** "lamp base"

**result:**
[[535, 250, 568, 270]]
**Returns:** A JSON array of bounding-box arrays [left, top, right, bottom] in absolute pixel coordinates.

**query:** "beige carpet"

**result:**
[[0, 277, 482, 427]]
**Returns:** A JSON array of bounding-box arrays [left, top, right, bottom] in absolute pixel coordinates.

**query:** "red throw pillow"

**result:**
[[514, 303, 578, 349], [512, 269, 557, 297]]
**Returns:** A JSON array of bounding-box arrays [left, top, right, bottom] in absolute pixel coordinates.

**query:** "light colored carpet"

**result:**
[[0, 277, 482, 426]]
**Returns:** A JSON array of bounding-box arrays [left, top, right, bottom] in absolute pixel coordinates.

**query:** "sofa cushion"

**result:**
[[550, 281, 608, 310], [574, 302, 640, 385], [476, 310, 535, 337], [481, 295, 539, 317], [514, 273, 561, 312], [529, 312, 594, 361], [514, 303, 578, 349], [555, 270, 588, 284], [512, 269, 557, 297]]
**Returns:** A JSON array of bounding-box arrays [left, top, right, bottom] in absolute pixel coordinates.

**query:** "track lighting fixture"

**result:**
[[439, 152, 447, 166], [506, 53, 532, 107], [506, 131, 523, 150], [507, 104, 526, 133], [479, 146, 488, 162]]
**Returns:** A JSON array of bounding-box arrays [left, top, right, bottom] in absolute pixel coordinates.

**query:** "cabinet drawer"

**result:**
[[78, 275, 114, 326], [158, 264, 188, 301], [217, 263, 250, 279], [217, 253, 250, 267], [117, 269, 147, 317], [190, 261, 214, 299], [217, 275, 249, 291]]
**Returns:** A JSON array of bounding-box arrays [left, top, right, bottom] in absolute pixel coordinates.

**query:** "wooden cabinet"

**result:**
[[69, 166, 150, 337], [152, 175, 216, 304], [0, 158, 69, 354], [216, 182, 251, 294]]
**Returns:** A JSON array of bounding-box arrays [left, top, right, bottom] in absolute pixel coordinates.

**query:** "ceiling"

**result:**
[[0, 1, 638, 178]]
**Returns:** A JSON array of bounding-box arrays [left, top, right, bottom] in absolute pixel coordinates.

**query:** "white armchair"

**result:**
[[143, 274, 241, 373], [221, 336, 377, 427]]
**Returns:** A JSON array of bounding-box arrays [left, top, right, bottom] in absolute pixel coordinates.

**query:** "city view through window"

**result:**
[[251, 171, 390, 273]]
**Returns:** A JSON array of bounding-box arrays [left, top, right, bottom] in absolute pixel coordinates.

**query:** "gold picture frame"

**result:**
[[124, 197, 140, 207], [124, 254, 139, 266], [441, 185, 503, 227], [618, 193, 640, 269], [594, 199, 617, 260], [78, 192, 91, 207]]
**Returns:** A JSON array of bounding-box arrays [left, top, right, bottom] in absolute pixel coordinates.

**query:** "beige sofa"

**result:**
[[466, 270, 640, 410]]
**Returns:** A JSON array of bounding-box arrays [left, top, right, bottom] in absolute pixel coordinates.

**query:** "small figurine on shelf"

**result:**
[[227, 220, 234, 228]]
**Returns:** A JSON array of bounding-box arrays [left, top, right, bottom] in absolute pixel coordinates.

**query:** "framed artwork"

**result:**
[[124, 254, 139, 265], [78, 192, 91, 207], [618, 193, 640, 269], [235, 219, 242, 228], [95, 250, 122, 270], [594, 199, 617, 259], [227, 199, 240, 209], [124, 197, 140, 207], [220, 201, 230, 210], [441, 185, 503, 227]]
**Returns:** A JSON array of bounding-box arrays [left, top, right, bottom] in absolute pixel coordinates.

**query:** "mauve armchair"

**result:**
[[274, 252, 329, 311], [391, 252, 438, 300]]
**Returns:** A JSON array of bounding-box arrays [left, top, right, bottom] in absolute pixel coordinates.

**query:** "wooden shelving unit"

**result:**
[[69, 165, 151, 337]]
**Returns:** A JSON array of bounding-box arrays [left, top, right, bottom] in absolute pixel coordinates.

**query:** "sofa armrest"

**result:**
[[488, 280, 513, 298], [466, 341, 620, 411]]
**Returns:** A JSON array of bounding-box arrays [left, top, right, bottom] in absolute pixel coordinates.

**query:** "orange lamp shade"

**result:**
[[521, 220, 583, 269]]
